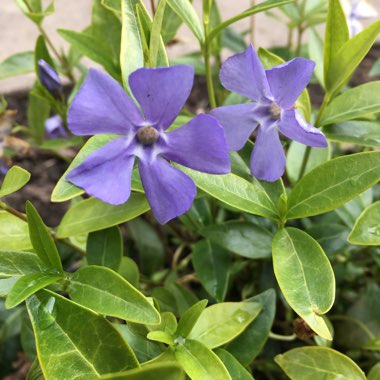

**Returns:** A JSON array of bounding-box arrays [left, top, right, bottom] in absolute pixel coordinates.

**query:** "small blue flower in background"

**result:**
[[342, 0, 378, 36], [67, 66, 230, 224], [45, 115, 68, 139], [211, 45, 327, 182], [38, 59, 62, 94]]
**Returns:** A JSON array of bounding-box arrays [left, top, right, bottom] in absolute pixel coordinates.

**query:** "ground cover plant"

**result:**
[[0, 0, 380, 378]]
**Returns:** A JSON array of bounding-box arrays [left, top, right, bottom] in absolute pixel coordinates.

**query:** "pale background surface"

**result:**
[[1, 0, 379, 93]]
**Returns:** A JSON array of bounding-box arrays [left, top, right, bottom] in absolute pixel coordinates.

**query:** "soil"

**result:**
[[1, 44, 380, 228]]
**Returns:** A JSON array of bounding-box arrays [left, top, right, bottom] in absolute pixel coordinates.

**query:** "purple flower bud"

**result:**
[[38, 59, 62, 94], [45, 115, 68, 139]]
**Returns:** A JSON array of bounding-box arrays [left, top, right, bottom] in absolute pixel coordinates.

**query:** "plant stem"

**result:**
[[249, 0, 256, 44], [269, 332, 297, 341]]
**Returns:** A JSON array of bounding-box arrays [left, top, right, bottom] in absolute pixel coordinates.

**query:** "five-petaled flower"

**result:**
[[210, 45, 327, 182], [66, 66, 230, 224]]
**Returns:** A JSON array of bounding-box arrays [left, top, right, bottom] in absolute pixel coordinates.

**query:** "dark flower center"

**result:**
[[136, 126, 159, 145], [269, 102, 281, 120]]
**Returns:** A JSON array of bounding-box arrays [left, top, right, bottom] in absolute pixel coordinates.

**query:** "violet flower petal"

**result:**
[[250, 125, 286, 182], [138, 156, 196, 224], [163, 114, 230, 174], [129, 66, 194, 130], [68, 69, 142, 136], [210, 103, 258, 151], [280, 109, 328, 148], [220, 45, 270, 101], [67, 137, 136, 205], [266, 58, 315, 109], [45, 115, 68, 139], [38, 59, 62, 94]]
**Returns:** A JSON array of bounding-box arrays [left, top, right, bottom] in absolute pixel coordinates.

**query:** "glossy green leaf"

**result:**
[[322, 120, 380, 147], [326, 21, 380, 95], [348, 201, 380, 245], [0, 212, 32, 250], [27, 290, 139, 378], [189, 302, 262, 348], [149, 311, 177, 334], [215, 348, 254, 380], [34, 34, 55, 72], [273, 228, 335, 340], [56, 194, 149, 238], [275, 347, 366, 380], [118, 257, 140, 287], [100, 363, 184, 380], [6, 273, 62, 308], [161, 2, 185, 43], [0, 52, 34, 80], [324, 0, 349, 85], [200, 221, 273, 259], [26, 202, 63, 273], [320, 82, 380, 126], [176, 300, 208, 338], [287, 151, 380, 219], [147, 330, 174, 345], [167, 0, 204, 43], [120, 0, 144, 90], [0, 166, 31, 198], [68, 265, 160, 324], [58, 29, 120, 79], [87, 226, 123, 271], [179, 167, 278, 220], [286, 142, 330, 185], [174, 339, 231, 380], [227, 289, 276, 366], [192, 240, 231, 302]]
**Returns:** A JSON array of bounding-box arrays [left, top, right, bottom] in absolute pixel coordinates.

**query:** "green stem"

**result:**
[[269, 332, 297, 341]]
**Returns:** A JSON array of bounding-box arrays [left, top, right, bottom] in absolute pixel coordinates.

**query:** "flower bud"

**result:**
[[45, 115, 68, 139], [38, 59, 62, 94]]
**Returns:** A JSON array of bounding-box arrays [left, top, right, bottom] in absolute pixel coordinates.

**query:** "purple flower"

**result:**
[[342, 0, 378, 36], [38, 59, 62, 94], [211, 45, 327, 182], [66, 66, 230, 224], [45, 115, 68, 139]]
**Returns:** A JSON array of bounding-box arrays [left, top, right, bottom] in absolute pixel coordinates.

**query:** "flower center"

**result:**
[[269, 102, 281, 120], [136, 126, 159, 146]]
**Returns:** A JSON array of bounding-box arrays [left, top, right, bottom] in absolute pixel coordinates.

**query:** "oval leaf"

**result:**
[[0, 166, 31, 198], [68, 265, 160, 324], [0, 212, 32, 250], [273, 228, 335, 340], [0, 250, 43, 277]]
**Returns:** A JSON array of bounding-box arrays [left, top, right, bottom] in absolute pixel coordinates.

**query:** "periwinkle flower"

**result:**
[[342, 0, 378, 36], [66, 66, 230, 224], [45, 115, 68, 139], [210, 45, 327, 182], [38, 59, 62, 94]]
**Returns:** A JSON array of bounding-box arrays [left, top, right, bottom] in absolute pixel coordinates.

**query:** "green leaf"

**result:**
[[0, 250, 45, 277], [0, 166, 31, 198], [308, 28, 324, 88], [167, 0, 204, 43], [174, 339, 231, 380], [189, 302, 262, 348], [275, 347, 366, 380], [322, 120, 380, 147], [161, 2, 185, 43], [215, 348, 254, 380], [27, 289, 139, 378], [179, 167, 278, 220], [26, 202, 63, 273], [0, 212, 32, 250], [27, 92, 50, 145], [286, 141, 330, 185], [87, 226, 123, 271], [149, 0, 167, 67], [6, 273, 62, 308], [192, 240, 231, 302], [287, 151, 380, 219], [58, 29, 120, 79], [273, 228, 335, 340], [0, 277, 20, 297], [14, 0, 55, 24], [68, 265, 160, 324], [320, 81, 380, 126], [200, 221, 273, 259], [0, 52, 34, 80], [326, 21, 380, 95], [368, 362, 380, 380], [227, 289, 276, 366], [323, 0, 349, 86], [147, 330, 174, 345], [56, 194, 149, 238], [100, 363, 184, 380], [348, 201, 380, 245], [118, 257, 140, 287], [176, 300, 208, 338], [120, 0, 144, 90], [34, 35, 55, 71]]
